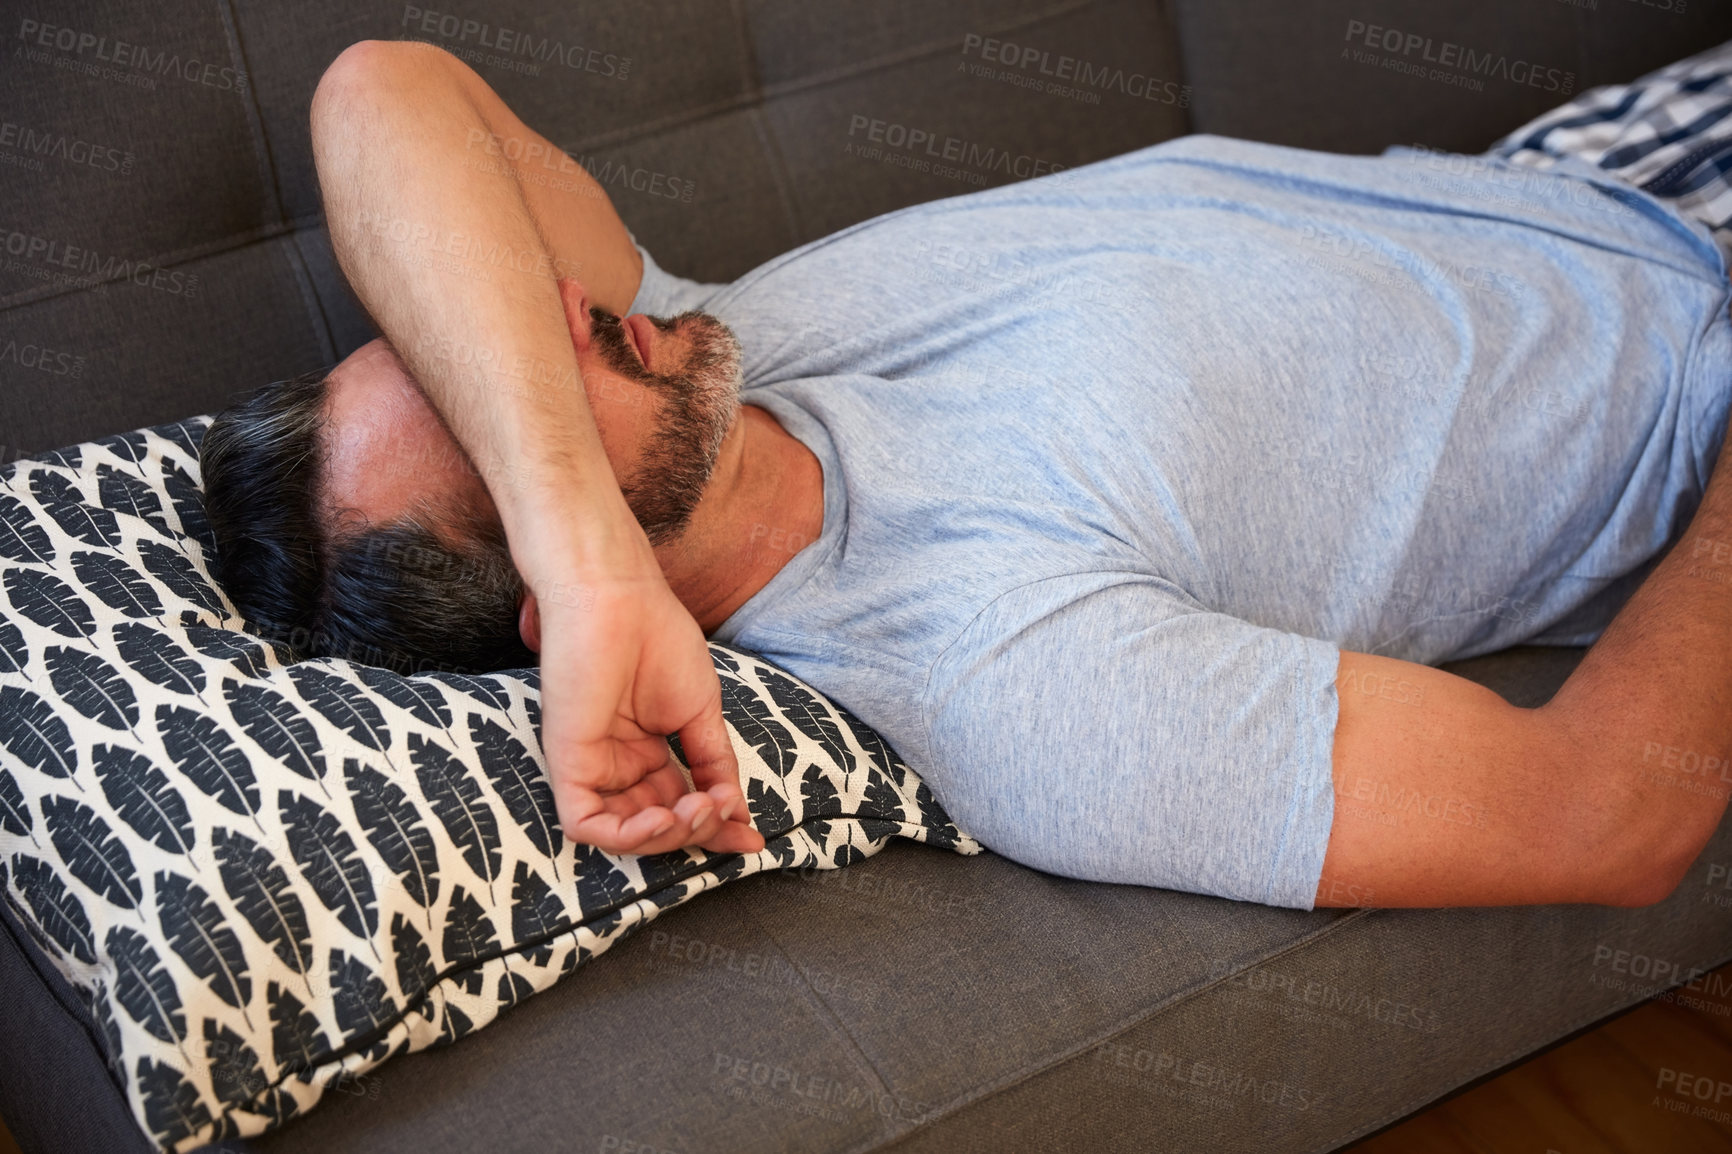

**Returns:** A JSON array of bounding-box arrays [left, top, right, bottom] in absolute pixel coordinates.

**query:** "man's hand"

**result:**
[[521, 278, 763, 858], [527, 560, 765, 857]]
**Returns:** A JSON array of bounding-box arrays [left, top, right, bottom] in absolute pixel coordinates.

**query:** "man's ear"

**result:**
[[518, 590, 541, 654], [556, 277, 592, 353]]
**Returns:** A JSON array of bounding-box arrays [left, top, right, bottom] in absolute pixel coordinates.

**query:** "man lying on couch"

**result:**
[[199, 38, 1732, 912]]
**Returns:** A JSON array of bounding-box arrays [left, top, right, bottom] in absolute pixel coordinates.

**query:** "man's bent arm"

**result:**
[[1535, 419, 1732, 898], [310, 40, 760, 856]]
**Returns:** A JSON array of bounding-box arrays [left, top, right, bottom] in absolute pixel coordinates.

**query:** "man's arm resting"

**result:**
[[1317, 432, 1732, 909]]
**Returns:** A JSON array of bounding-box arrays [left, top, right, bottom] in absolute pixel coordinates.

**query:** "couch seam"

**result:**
[[867, 920, 1732, 1154], [752, 0, 1098, 109], [859, 907, 1381, 1151], [284, 232, 341, 367], [1156, 0, 1198, 137], [748, 108, 807, 249], [217, 0, 286, 229], [0, 221, 299, 312], [224, 0, 341, 368], [730, 0, 805, 253], [735, 890, 911, 1151]]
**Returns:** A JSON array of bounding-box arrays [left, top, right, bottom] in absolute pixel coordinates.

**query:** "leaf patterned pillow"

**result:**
[[0, 417, 981, 1153]]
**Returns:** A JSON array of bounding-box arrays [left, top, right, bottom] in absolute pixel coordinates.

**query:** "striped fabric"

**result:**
[[1488, 37, 1732, 263]]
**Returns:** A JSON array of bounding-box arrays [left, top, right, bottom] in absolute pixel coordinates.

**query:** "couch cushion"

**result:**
[[0, 233, 360, 465], [1170, 0, 1732, 156], [752, 0, 1189, 244], [233, 0, 756, 230], [0, 6, 273, 302], [0, 418, 979, 1152]]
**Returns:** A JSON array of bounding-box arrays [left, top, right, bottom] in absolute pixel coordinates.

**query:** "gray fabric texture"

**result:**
[[6, 1, 1732, 1152]]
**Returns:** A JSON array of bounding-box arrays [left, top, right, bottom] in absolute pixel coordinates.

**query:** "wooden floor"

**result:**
[[4, 964, 1730, 1153]]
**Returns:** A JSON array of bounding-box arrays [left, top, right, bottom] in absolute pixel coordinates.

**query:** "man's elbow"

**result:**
[[1593, 830, 1699, 908], [312, 39, 456, 131], [1546, 715, 1714, 909]]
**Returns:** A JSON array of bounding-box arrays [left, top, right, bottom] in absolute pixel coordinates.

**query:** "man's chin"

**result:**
[[680, 313, 746, 434]]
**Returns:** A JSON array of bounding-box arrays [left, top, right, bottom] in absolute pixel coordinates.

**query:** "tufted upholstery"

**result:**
[[9, 0, 1730, 459], [1, 0, 1192, 455]]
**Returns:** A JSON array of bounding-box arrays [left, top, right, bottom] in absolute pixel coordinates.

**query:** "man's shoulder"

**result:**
[[625, 239, 733, 318]]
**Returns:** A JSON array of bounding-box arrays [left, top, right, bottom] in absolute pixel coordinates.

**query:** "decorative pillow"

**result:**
[[0, 417, 981, 1153]]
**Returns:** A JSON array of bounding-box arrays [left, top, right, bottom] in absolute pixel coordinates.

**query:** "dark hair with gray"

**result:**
[[199, 369, 535, 675]]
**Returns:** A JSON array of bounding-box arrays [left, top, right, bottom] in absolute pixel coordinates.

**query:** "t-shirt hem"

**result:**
[[1264, 633, 1343, 911]]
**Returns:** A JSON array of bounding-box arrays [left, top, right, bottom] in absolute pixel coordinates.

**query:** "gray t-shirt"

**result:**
[[626, 133, 1732, 909]]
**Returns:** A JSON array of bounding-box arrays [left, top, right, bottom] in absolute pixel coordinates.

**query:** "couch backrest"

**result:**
[[3, 0, 1729, 457]]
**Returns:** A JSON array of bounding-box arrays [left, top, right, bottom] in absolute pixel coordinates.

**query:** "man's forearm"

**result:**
[[310, 41, 637, 568], [1541, 415, 1732, 895]]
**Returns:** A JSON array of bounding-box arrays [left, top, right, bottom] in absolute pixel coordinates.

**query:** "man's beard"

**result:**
[[586, 306, 743, 546]]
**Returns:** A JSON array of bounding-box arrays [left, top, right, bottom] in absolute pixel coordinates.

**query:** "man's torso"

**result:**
[[626, 132, 1732, 904]]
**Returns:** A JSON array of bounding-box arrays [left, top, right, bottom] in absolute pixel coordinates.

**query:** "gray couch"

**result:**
[[5, 2, 1732, 1151]]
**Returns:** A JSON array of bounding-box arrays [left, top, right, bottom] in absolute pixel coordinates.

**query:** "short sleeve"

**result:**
[[624, 234, 731, 318], [922, 574, 1342, 910]]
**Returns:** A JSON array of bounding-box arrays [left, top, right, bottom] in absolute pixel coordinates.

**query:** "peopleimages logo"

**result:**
[[959, 32, 1190, 107], [0, 121, 134, 175], [400, 5, 630, 78], [0, 227, 199, 298], [1342, 19, 1575, 94], [845, 114, 1068, 181], [15, 18, 249, 94], [0, 339, 85, 377]]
